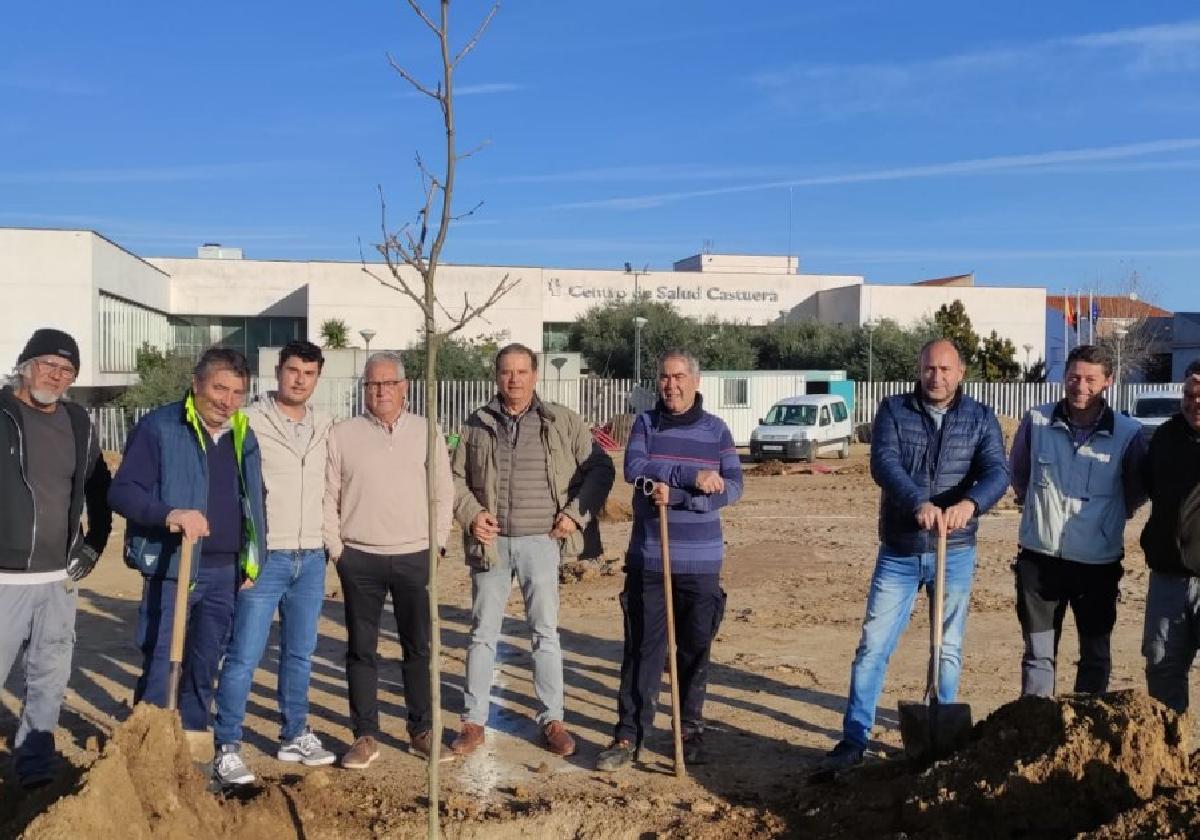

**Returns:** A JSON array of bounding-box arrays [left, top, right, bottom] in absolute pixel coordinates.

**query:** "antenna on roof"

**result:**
[[702, 238, 713, 255]]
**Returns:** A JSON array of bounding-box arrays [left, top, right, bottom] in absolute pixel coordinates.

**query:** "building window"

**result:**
[[169, 315, 306, 369], [99, 292, 171, 373], [721, 377, 749, 407], [542, 322, 572, 352]]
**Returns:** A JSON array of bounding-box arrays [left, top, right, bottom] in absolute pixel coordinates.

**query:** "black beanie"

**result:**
[[18, 328, 81, 372]]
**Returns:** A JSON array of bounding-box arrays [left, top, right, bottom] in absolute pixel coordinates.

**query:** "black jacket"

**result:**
[[0, 386, 112, 573], [1140, 414, 1200, 576]]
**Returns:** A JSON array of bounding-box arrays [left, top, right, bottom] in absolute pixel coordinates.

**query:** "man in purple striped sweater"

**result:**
[[597, 349, 743, 771]]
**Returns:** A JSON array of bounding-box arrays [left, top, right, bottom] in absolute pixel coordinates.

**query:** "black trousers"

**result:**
[[337, 547, 432, 738], [1013, 549, 1122, 696], [614, 568, 726, 745]]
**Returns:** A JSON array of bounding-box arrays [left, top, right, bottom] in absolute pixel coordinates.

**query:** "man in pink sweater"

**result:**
[[323, 351, 453, 769]]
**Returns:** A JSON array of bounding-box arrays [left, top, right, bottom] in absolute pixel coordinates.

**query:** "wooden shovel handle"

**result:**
[[166, 525, 196, 711], [658, 501, 686, 779]]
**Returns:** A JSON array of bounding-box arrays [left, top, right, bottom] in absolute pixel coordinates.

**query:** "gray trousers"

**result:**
[[0, 580, 77, 784], [462, 535, 563, 727], [1143, 570, 1200, 713]]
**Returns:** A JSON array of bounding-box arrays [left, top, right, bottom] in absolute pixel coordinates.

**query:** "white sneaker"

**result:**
[[213, 745, 256, 786], [277, 729, 337, 766]]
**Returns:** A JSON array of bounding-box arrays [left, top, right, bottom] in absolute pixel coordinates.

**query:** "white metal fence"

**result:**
[[90, 378, 1187, 452], [852, 380, 1183, 425]]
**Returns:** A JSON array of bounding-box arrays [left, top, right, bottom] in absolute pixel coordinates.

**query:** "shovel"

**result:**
[[166, 527, 213, 762], [898, 522, 972, 763]]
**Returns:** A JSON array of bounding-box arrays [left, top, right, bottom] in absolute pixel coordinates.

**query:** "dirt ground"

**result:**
[[4, 444, 1200, 838]]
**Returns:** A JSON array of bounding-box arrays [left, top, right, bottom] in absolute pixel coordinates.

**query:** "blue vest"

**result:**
[[121, 399, 267, 582]]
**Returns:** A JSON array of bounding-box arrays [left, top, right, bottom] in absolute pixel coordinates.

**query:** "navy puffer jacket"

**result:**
[[870, 388, 1009, 555]]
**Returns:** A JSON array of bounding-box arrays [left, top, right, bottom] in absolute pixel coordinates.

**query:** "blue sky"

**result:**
[[2, 1, 1198, 310]]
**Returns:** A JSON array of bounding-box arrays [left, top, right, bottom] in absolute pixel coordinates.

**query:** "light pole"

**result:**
[[865, 320, 878, 386], [359, 328, 376, 354], [1114, 326, 1129, 411], [1022, 342, 1033, 373], [633, 316, 648, 384]]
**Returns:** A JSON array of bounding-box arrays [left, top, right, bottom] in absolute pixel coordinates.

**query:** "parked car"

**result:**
[[748, 394, 852, 462], [1129, 389, 1181, 441]]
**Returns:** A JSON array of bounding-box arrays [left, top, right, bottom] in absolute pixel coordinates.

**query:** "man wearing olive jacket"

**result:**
[[1141, 359, 1200, 713], [450, 343, 614, 759]]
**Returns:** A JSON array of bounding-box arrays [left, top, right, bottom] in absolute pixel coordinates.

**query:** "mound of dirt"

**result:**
[[598, 495, 633, 523], [747, 459, 788, 477], [23, 704, 230, 840], [800, 691, 1191, 839]]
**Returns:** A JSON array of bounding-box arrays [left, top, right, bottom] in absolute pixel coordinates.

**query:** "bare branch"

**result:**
[[445, 273, 520, 337], [450, 200, 483, 222], [404, 0, 442, 38], [457, 138, 491, 160], [387, 53, 442, 100], [453, 2, 500, 68]]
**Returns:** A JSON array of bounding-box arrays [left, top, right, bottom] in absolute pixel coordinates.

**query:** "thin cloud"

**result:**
[[485, 163, 788, 185], [753, 18, 1200, 118], [403, 82, 523, 99], [0, 161, 301, 185], [554, 138, 1200, 211]]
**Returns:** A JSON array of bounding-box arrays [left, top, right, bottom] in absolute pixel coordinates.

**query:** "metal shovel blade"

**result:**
[[898, 698, 973, 763]]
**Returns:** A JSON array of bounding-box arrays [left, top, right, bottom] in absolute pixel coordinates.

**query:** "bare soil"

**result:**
[[5, 444, 1200, 838]]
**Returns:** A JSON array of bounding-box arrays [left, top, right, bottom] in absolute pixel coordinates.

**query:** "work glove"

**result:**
[[66, 544, 100, 582]]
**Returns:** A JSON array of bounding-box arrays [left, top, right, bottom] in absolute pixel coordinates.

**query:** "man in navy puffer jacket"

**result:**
[[821, 339, 1008, 771]]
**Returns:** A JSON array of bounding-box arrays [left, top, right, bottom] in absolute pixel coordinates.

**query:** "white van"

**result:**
[[748, 395, 853, 462], [1129, 389, 1181, 441]]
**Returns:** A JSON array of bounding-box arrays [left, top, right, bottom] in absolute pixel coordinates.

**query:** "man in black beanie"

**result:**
[[0, 328, 112, 788]]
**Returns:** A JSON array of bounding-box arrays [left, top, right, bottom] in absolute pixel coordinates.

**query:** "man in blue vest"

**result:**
[[1010, 343, 1146, 697], [821, 338, 1008, 772], [109, 347, 267, 741]]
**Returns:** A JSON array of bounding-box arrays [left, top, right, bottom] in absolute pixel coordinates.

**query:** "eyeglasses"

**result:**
[[34, 358, 77, 380], [362, 380, 403, 392]]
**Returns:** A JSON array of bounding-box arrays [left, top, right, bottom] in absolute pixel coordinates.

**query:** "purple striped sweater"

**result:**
[[624, 404, 743, 575]]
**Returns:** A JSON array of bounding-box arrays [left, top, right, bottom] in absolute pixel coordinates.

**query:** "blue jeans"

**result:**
[[135, 560, 238, 731], [213, 549, 326, 746], [463, 535, 563, 727], [841, 544, 976, 749]]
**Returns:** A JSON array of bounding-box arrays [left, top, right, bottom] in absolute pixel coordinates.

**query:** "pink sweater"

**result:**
[[323, 412, 454, 557]]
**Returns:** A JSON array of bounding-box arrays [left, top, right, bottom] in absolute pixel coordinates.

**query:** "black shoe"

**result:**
[[596, 739, 638, 772], [818, 740, 865, 773], [681, 731, 707, 765]]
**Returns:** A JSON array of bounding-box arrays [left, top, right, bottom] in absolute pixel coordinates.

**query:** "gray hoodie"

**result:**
[[244, 393, 334, 551]]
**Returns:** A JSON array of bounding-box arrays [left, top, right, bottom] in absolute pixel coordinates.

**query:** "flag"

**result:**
[[1063, 296, 1076, 331], [1091, 301, 1100, 324]]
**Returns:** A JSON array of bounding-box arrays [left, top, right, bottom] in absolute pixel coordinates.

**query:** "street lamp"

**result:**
[[633, 316, 649, 384], [1114, 326, 1129, 411], [865, 319, 878, 386], [359, 328, 376, 354], [1023, 343, 1033, 372]]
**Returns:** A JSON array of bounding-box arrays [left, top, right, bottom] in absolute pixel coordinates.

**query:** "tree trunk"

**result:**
[[425, 327, 441, 838]]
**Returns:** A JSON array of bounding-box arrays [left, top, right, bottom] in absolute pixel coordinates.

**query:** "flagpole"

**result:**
[[1088, 289, 1094, 344], [1080, 289, 1089, 348]]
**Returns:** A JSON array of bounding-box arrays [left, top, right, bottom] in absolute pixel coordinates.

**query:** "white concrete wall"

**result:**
[[0, 230, 97, 385], [149, 256, 311, 318], [543, 268, 862, 325], [91, 236, 173, 386]]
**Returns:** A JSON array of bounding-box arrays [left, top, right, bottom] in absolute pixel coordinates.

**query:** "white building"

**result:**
[[1, 227, 1047, 400]]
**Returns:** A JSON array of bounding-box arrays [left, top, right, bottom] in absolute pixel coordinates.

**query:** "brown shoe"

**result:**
[[543, 721, 576, 757], [410, 730, 455, 762], [341, 735, 380, 770], [451, 723, 486, 757]]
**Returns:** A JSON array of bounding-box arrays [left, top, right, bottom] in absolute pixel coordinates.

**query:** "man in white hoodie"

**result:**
[[212, 340, 335, 786]]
